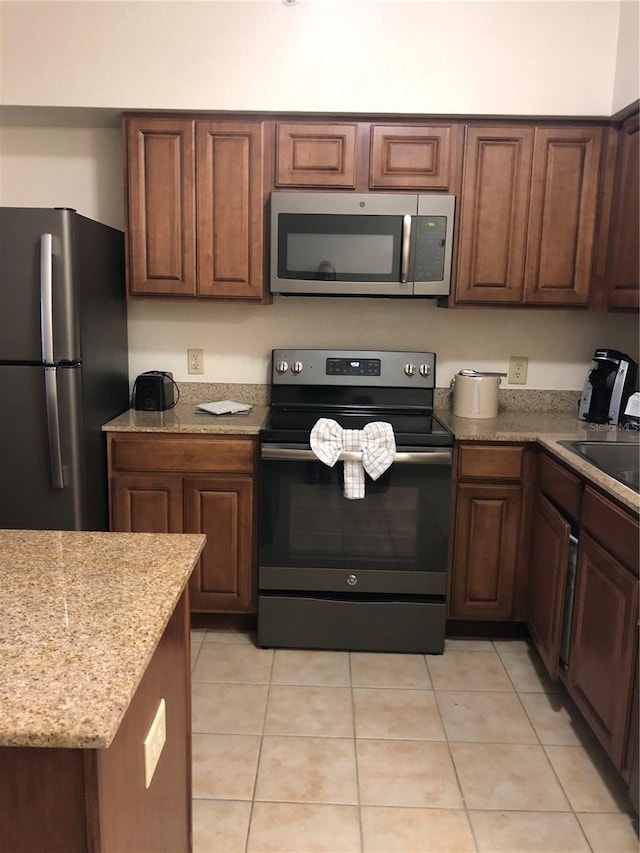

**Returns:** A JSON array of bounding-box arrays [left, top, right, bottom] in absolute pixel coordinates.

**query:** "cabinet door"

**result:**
[[125, 118, 196, 296], [527, 492, 571, 679], [606, 114, 639, 310], [196, 121, 266, 299], [566, 533, 638, 770], [524, 127, 602, 305], [111, 473, 184, 533], [369, 124, 460, 190], [449, 482, 522, 619], [185, 475, 255, 613], [454, 126, 533, 304], [276, 122, 357, 188]]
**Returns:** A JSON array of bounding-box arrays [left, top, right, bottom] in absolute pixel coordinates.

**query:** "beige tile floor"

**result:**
[[190, 632, 639, 853]]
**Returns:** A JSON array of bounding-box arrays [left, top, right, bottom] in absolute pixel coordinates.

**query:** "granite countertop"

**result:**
[[103, 403, 270, 435], [437, 408, 640, 513], [0, 530, 205, 749]]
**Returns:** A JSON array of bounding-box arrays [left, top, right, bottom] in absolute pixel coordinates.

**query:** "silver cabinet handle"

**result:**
[[400, 215, 412, 283], [261, 446, 452, 465], [44, 367, 64, 489], [40, 234, 54, 364]]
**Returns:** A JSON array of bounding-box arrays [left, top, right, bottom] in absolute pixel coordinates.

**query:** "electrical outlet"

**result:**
[[143, 698, 166, 789], [187, 348, 204, 375], [508, 356, 528, 385]]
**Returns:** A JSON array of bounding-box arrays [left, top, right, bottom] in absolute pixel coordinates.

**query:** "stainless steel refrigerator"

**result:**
[[0, 208, 129, 530]]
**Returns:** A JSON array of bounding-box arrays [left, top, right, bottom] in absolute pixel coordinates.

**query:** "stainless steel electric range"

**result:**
[[257, 349, 455, 654]]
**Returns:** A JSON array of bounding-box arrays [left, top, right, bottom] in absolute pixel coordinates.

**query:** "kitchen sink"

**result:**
[[558, 440, 640, 492]]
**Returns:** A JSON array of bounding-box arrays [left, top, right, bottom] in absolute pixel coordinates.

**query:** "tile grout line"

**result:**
[[244, 643, 275, 853], [426, 651, 480, 853], [349, 652, 365, 853]]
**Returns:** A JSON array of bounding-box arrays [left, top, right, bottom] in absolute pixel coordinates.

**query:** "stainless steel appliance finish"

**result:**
[[0, 207, 129, 530], [578, 349, 638, 426], [270, 192, 455, 297], [558, 440, 640, 493], [258, 349, 454, 654]]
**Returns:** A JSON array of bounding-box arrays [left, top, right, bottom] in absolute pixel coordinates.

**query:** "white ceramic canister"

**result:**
[[451, 370, 506, 419]]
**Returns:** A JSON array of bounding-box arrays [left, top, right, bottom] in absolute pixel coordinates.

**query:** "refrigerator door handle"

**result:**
[[40, 233, 54, 363], [44, 366, 64, 489]]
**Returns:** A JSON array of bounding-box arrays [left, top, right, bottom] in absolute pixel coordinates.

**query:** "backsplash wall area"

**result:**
[[127, 298, 640, 392]]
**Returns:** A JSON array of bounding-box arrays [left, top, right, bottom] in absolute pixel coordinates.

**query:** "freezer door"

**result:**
[[0, 364, 108, 530], [0, 208, 80, 363]]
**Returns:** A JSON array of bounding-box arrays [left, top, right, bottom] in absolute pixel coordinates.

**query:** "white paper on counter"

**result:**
[[196, 400, 253, 415]]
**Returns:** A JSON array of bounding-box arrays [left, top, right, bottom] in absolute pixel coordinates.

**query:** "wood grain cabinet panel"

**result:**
[[276, 122, 357, 188], [606, 113, 640, 310], [125, 118, 196, 296], [111, 473, 184, 534], [455, 124, 604, 307], [526, 491, 572, 679], [449, 482, 522, 619], [369, 124, 461, 190], [185, 475, 255, 613], [455, 126, 533, 303], [524, 127, 602, 305], [197, 121, 266, 299], [567, 533, 638, 770]]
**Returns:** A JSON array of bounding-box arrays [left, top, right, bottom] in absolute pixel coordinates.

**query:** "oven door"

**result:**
[[259, 445, 452, 596]]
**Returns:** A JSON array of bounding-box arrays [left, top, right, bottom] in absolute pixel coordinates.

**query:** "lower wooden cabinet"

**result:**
[[525, 456, 639, 778], [526, 451, 582, 679], [184, 475, 255, 612], [108, 434, 257, 615], [448, 443, 533, 621], [526, 492, 572, 679], [566, 532, 638, 771]]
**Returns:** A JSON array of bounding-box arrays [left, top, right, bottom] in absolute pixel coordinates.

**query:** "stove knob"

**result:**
[[404, 363, 416, 377], [419, 363, 431, 377], [347, 574, 358, 586], [291, 360, 304, 375], [275, 360, 289, 374]]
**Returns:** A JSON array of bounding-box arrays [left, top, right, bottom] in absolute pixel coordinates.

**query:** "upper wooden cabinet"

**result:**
[[125, 118, 196, 296], [606, 112, 640, 310], [275, 121, 462, 191], [369, 124, 462, 191], [124, 116, 268, 300], [276, 122, 357, 188], [454, 124, 604, 306]]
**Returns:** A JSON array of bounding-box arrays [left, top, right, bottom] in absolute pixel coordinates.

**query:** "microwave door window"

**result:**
[[278, 214, 403, 282]]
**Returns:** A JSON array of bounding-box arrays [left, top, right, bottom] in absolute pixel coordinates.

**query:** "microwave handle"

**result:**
[[400, 215, 412, 283]]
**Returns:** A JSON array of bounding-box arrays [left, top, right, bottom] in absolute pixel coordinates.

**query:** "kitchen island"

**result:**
[[0, 529, 205, 853]]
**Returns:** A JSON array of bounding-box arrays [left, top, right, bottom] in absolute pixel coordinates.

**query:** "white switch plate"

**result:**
[[187, 348, 204, 375], [143, 698, 166, 789], [508, 356, 528, 385]]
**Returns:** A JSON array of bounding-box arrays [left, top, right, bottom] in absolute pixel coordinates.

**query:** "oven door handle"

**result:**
[[261, 446, 452, 465]]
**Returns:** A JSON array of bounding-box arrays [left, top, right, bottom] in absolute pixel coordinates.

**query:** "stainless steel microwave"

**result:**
[[270, 191, 455, 297]]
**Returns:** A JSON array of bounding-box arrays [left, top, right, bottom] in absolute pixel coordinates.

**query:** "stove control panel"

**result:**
[[327, 358, 381, 377], [271, 349, 436, 388]]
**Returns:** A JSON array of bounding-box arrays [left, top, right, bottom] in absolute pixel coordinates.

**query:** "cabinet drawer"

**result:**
[[581, 486, 639, 576], [537, 451, 582, 521], [109, 435, 255, 474], [457, 444, 524, 480]]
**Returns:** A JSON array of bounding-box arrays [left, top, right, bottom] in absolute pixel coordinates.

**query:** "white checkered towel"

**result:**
[[310, 417, 396, 499]]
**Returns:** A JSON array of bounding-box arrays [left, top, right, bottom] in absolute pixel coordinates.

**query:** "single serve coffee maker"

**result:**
[[578, 349, 638, 425]]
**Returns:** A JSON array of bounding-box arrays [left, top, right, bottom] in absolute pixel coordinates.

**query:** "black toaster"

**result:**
[[133, 371, 176, 411]]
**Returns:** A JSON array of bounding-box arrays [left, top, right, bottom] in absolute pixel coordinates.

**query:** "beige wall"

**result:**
[[0, 1, 626, 116], [1, 2, 638, 391], [613, 0, 640, 112]]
